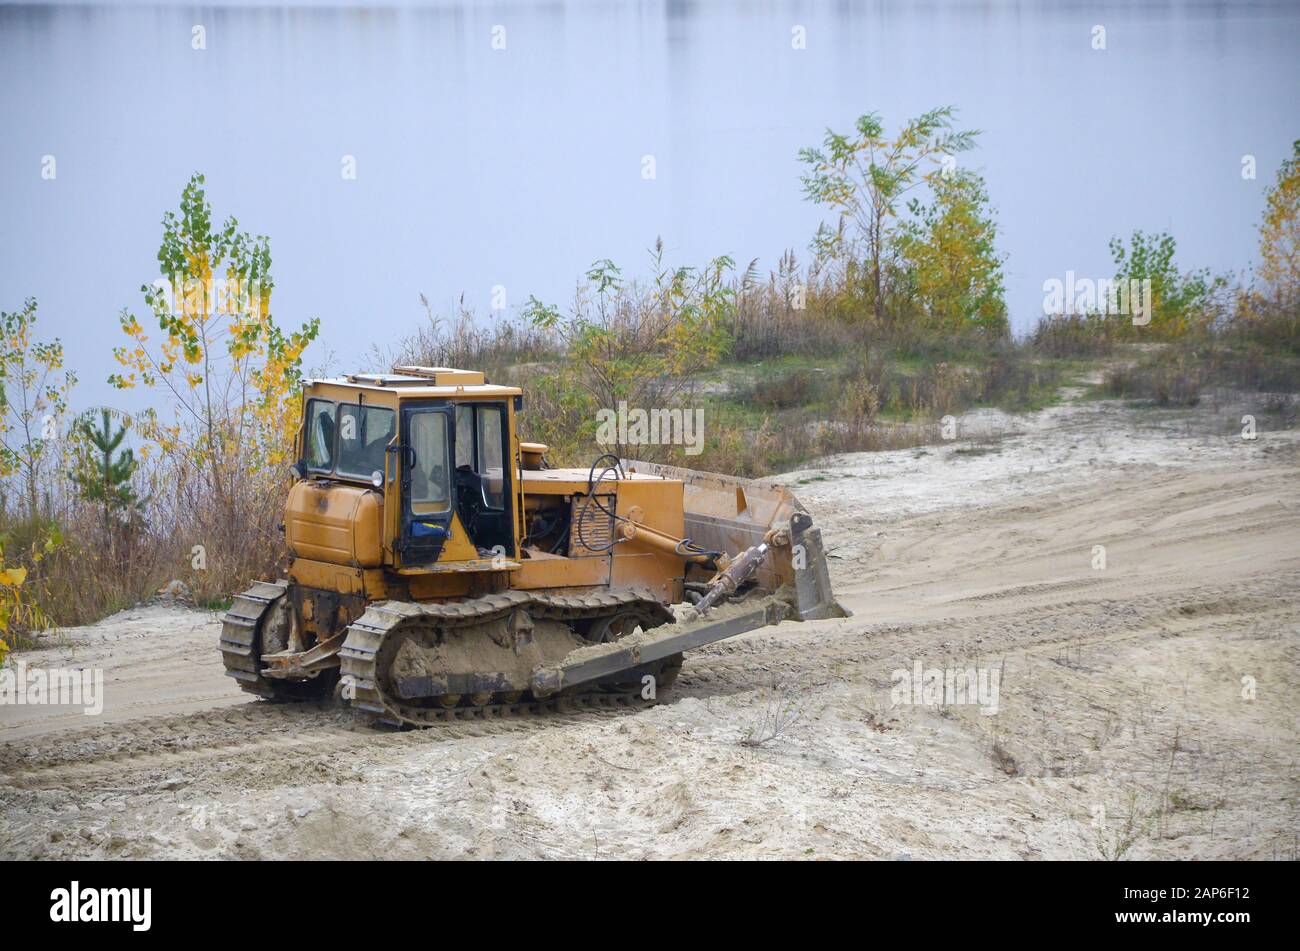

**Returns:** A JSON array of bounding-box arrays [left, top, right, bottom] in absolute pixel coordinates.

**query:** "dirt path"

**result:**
[[2, 397, 1296, 859], [0, 606, 243, 743]]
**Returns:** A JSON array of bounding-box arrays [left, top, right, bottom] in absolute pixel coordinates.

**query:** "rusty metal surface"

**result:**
[[623, 458, 847, 620], [622, 458, 801, 590], [790, 521, 848, 619], [532, 600, 788, 694], [261, 630, 350, 680]]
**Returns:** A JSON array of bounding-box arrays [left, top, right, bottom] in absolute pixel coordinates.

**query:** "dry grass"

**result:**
[[384, 296, 560, 383], [1030, 313, 1119, 358], [4, 433, 291, 636], [740, 674, 808, 748], [1103, 304, 1300, 406]]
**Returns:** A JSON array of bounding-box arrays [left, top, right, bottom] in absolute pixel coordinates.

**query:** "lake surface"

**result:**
[[2, 0, 1297, 411]]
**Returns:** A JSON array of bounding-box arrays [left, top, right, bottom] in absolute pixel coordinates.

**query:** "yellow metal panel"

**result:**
[[285, 482, 384, 567], [397, 557, 521, 575], [288, 560, 417, 601], [623, 458, 801, 592], [435, 512, 481, 563], [302, 381, 402, 408], [512, 553, 611, 589], [407, 573, 477, 600], [304, 379, 520, 400], [610, 551, 681, 602], [289, 558, 371, 592]]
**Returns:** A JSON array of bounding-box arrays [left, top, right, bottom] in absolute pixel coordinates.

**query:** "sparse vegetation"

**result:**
[[740, 675, 808, 748], [1094, 791, 1158, 861], [1, 118, 1296, 636]]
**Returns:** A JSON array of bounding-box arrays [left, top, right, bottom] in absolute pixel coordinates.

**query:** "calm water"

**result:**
[[2, 0, 1297, 411]]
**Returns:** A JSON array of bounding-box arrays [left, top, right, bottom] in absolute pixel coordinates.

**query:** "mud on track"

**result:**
[[1, 395, 1296, 859]]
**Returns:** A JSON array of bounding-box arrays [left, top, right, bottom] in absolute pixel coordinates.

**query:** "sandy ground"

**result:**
[[1, 393, 1296, 860]]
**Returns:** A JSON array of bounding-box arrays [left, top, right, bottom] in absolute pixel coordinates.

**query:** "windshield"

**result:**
[[304, 399, 335, 471], [337, 404, 395, 479], [408, 411, 451, 514]]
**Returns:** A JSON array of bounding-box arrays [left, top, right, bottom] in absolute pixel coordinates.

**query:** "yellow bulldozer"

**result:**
[[220, 367, 845, 726]]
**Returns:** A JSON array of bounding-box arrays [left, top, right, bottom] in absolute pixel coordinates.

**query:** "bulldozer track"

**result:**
[[221, 582, 681, 729], [218, 579, 294, 699], [341, 588, 677, 726]]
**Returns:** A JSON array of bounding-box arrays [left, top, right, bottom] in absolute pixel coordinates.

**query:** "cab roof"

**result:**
[[305, 366, 522, 399]]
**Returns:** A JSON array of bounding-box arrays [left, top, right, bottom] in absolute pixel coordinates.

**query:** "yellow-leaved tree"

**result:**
[[0, 297, 72, 658], [1, 298, 77, 520], [894, 170, 1009, 336], [109, 173, 318, 592], [1259, 140, 1300, 301]]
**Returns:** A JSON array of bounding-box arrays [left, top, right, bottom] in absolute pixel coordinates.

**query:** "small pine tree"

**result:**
[[69, 409, 141, 529]]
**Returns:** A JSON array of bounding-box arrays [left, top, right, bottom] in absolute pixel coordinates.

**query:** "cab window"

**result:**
[[337, 404, 396, 479], [452, 403, 506, 511], [304, 399, 336, 471], [455, 404, 474, 469], [475, 405, 505, 509], [408, 411, 452, 514]]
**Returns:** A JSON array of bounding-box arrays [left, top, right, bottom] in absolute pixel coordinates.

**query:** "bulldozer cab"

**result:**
[[293, 368, 523, 572]]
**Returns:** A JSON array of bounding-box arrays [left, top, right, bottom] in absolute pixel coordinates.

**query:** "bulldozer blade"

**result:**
[[532, 597, 791, 695], [622, 459, 849, 620]]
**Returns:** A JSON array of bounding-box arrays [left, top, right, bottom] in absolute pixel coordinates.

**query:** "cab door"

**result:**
[[399, 402, 455, 564], [452, 401, 515, 557]]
